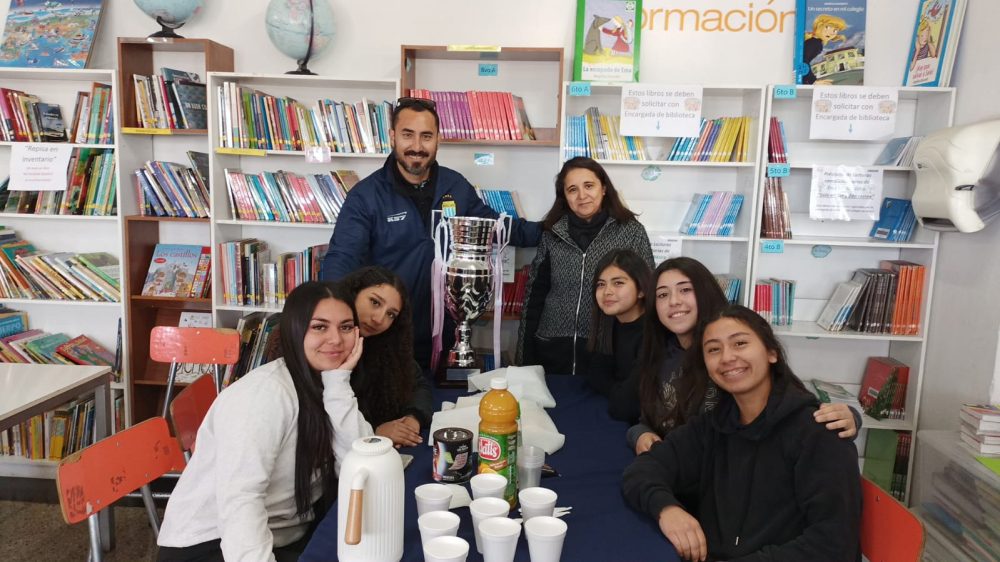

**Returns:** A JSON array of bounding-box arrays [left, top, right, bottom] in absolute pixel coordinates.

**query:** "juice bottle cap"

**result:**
[[490, 377, 508, 390]]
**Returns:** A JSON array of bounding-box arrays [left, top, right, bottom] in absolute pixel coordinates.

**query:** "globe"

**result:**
[[265, 0, 336, 75], [133, 0, 205, 38]]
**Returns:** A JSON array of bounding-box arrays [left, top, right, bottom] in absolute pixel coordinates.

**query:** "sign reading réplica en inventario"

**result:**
[[619, 84, 703, 137]]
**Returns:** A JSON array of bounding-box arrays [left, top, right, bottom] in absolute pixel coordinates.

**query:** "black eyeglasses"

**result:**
[[396, 96, 437, 110]]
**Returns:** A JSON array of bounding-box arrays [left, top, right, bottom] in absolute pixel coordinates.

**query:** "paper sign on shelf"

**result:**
[[809, 86, 899, 140], [774, 85, 797, 99], [9, 143, 73, 191], [568, 82, 591, 96], [619, 84, 702, 138], [478, 63, 498, 77], [809, 165, 884, 221], [305, 145, 331, 164], [766, 163, 790, 178], [761, 240, 785, 254], [649, 232, 683, 264]]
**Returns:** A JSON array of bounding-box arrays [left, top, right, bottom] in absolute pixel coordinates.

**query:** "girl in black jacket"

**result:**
[[623, 305, 861, 562]]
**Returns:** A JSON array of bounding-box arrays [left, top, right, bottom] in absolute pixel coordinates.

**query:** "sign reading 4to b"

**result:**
[[761, 240, 785, 254]]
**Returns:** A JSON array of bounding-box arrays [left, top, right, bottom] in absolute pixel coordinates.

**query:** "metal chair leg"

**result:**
[[161, 361, 179, 422], [87, 513, 103, 562], [140, 484, 160, 538], [214, 364, 222, 393]]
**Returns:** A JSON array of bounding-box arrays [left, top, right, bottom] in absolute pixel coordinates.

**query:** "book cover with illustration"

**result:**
[[0, 0, 105, 69], [141, 244, 205, 298], [794, 0, 867, 85], [903, 0, 967, 87], [573, 0, 642, 82]]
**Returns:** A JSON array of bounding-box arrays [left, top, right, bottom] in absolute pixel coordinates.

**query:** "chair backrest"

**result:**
[[149, 327, 240, 366], [56, 417, 186, 525], [860, 476, 924, 562], [169, 373, 218, 454]]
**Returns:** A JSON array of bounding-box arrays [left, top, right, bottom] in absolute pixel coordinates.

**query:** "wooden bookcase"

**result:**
[[0, 68, 125, 478], [116, 38, 233, 424]]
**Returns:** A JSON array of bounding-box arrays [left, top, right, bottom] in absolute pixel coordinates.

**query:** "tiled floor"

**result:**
[[0, 500, 158, 561]]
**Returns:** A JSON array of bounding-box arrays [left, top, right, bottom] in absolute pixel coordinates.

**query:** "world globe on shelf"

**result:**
[[133, 0, 206, 38], [265, 0, 336, 75]]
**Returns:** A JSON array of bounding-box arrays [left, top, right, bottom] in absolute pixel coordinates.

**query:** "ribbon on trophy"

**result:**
[[430, 209, 450, 373], [491, 214, 511, 369]]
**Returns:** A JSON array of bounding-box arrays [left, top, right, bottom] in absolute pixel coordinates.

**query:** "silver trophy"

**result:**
[[444, 216, 497, 369]]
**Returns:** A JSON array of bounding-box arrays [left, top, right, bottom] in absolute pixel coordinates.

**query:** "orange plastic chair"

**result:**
[[861, 476, 924, 562], [169, 373, 218, 460], [149, 326, 239, 422], [57, 417, 186, 562]]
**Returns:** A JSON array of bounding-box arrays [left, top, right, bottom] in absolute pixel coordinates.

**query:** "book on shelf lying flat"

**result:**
[[0, 236, 120, 301], [564, 107, 647, 161], [810, 379, 862, 411], [217, 82, 393, 153], [141, 244, 210, 298], [961, 404, 1000, 433], [224, 169, 354, 223], [873, 136, 922, 167], [409, 88, 535, 142]]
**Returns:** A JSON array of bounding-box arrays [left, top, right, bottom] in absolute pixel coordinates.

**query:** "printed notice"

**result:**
[[9, 144, 73, 191], [809, 165, 884, 221], [649, 232, 683, 264], [809, 86, 898, 140], [500, 246, 515, 283], [620, 84, 702, 138]]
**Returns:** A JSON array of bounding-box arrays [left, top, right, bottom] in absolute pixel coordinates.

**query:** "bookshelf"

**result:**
[[205, 72, 397, 365], [750, 85, 956, 501], [559, 83, 767, 303], [0, 68, 124, 478], [116, 38, 233, 424]]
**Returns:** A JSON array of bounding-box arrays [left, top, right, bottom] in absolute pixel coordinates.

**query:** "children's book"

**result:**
[[55, 334, 114, 366], [794, 0, 867, 85], [0, 0, 105, 69], [573, 0, 642, 82], [141, 244, 205, 297], [903, 0, 968, 87]]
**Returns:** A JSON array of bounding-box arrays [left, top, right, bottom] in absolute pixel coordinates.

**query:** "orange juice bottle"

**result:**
[[478, 377, 519, 507]]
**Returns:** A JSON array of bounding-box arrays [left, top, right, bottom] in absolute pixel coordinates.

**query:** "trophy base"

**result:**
[[435, 351, 482, 388]]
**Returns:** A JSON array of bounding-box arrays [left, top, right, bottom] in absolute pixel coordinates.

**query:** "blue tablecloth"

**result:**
[[301, 376, 678, 562]]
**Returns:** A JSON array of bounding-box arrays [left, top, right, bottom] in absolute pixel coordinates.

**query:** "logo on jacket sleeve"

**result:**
[[386, 211, 407, 223]]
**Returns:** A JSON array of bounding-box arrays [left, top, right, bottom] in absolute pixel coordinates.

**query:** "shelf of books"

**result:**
[[204, 73, 397, 387], [749, 85, 956, 502], [0, 68, 125, 477], [114, 38, 234, 426], [560, 83, 767, 304]]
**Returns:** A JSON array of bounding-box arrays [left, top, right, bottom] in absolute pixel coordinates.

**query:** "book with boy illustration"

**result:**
[[794, 0, 867, 85], [140, 243, 206, 297], [573, 0, 642, 82], [0, 0, 105, 69]]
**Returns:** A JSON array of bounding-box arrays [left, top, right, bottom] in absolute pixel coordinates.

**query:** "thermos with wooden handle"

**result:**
[[337, 436, 404, 562]]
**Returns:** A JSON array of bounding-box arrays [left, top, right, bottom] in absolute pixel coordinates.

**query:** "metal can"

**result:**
[[432, 427, 473, 483]]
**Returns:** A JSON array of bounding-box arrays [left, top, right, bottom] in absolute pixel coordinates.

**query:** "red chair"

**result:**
[[169, 373, 218, 460], [861, 476, 924, 562], [149, 326, 239, 422], [57, 417, 186, 562]]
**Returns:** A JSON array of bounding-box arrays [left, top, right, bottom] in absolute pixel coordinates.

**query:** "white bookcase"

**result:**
[[559, 83, 768, 302], [0, 68, 124, 478], [205, 72, 397, 332], [750, 85, 956, 501]]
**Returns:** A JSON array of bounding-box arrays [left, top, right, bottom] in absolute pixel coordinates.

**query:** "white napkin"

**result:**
[[467, 365, 556, 408], [447, 484, 472, 509], [429, 394, 565, 454]]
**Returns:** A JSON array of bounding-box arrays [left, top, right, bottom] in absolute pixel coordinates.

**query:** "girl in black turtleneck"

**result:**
[[515, 157, 654, 376], [585, 249, 652, 422]]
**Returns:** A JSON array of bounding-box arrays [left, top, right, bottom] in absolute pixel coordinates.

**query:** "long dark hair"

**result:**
[[638, 257, 728, 433], [340, 266, 414, 426], [587, 249, 652, 355], [280, 280, 357, 516], [684, 304, 809, 399], [541, 157, 638, 230]]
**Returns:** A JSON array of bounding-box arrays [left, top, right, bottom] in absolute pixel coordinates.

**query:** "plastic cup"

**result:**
[[518, 487, 557, 521], [525, 516, 568, 562], [423, 535, 470, 562], [469, 497, 510, 553], [418, 510, 461, 545], [415, 483, 453, 516], [517, 445, 545, 489], [470, 472, 507, 500], [479, 516, 522, 562]]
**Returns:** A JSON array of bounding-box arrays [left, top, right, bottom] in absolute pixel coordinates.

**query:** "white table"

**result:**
[[0, 363, 113, 549]]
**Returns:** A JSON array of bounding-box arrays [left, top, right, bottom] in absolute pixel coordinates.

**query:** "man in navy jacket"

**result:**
[[322, 98, 542, 370]]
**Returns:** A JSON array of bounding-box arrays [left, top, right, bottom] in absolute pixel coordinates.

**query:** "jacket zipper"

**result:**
[[571, 252, 586, 375]]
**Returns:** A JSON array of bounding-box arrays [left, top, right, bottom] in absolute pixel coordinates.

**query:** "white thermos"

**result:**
[[337, 436, 404, 562]]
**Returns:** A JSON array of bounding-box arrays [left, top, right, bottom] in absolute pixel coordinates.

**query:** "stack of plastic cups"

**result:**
[[517, 445, 545, 489]]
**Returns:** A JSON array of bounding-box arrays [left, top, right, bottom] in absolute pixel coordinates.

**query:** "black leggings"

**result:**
[[156, 524, 314, 562]]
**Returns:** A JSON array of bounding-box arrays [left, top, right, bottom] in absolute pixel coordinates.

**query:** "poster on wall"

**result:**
[[573, 0, 642, 82], [0, 0, 105, 69], [793, 0, 867, 85]]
